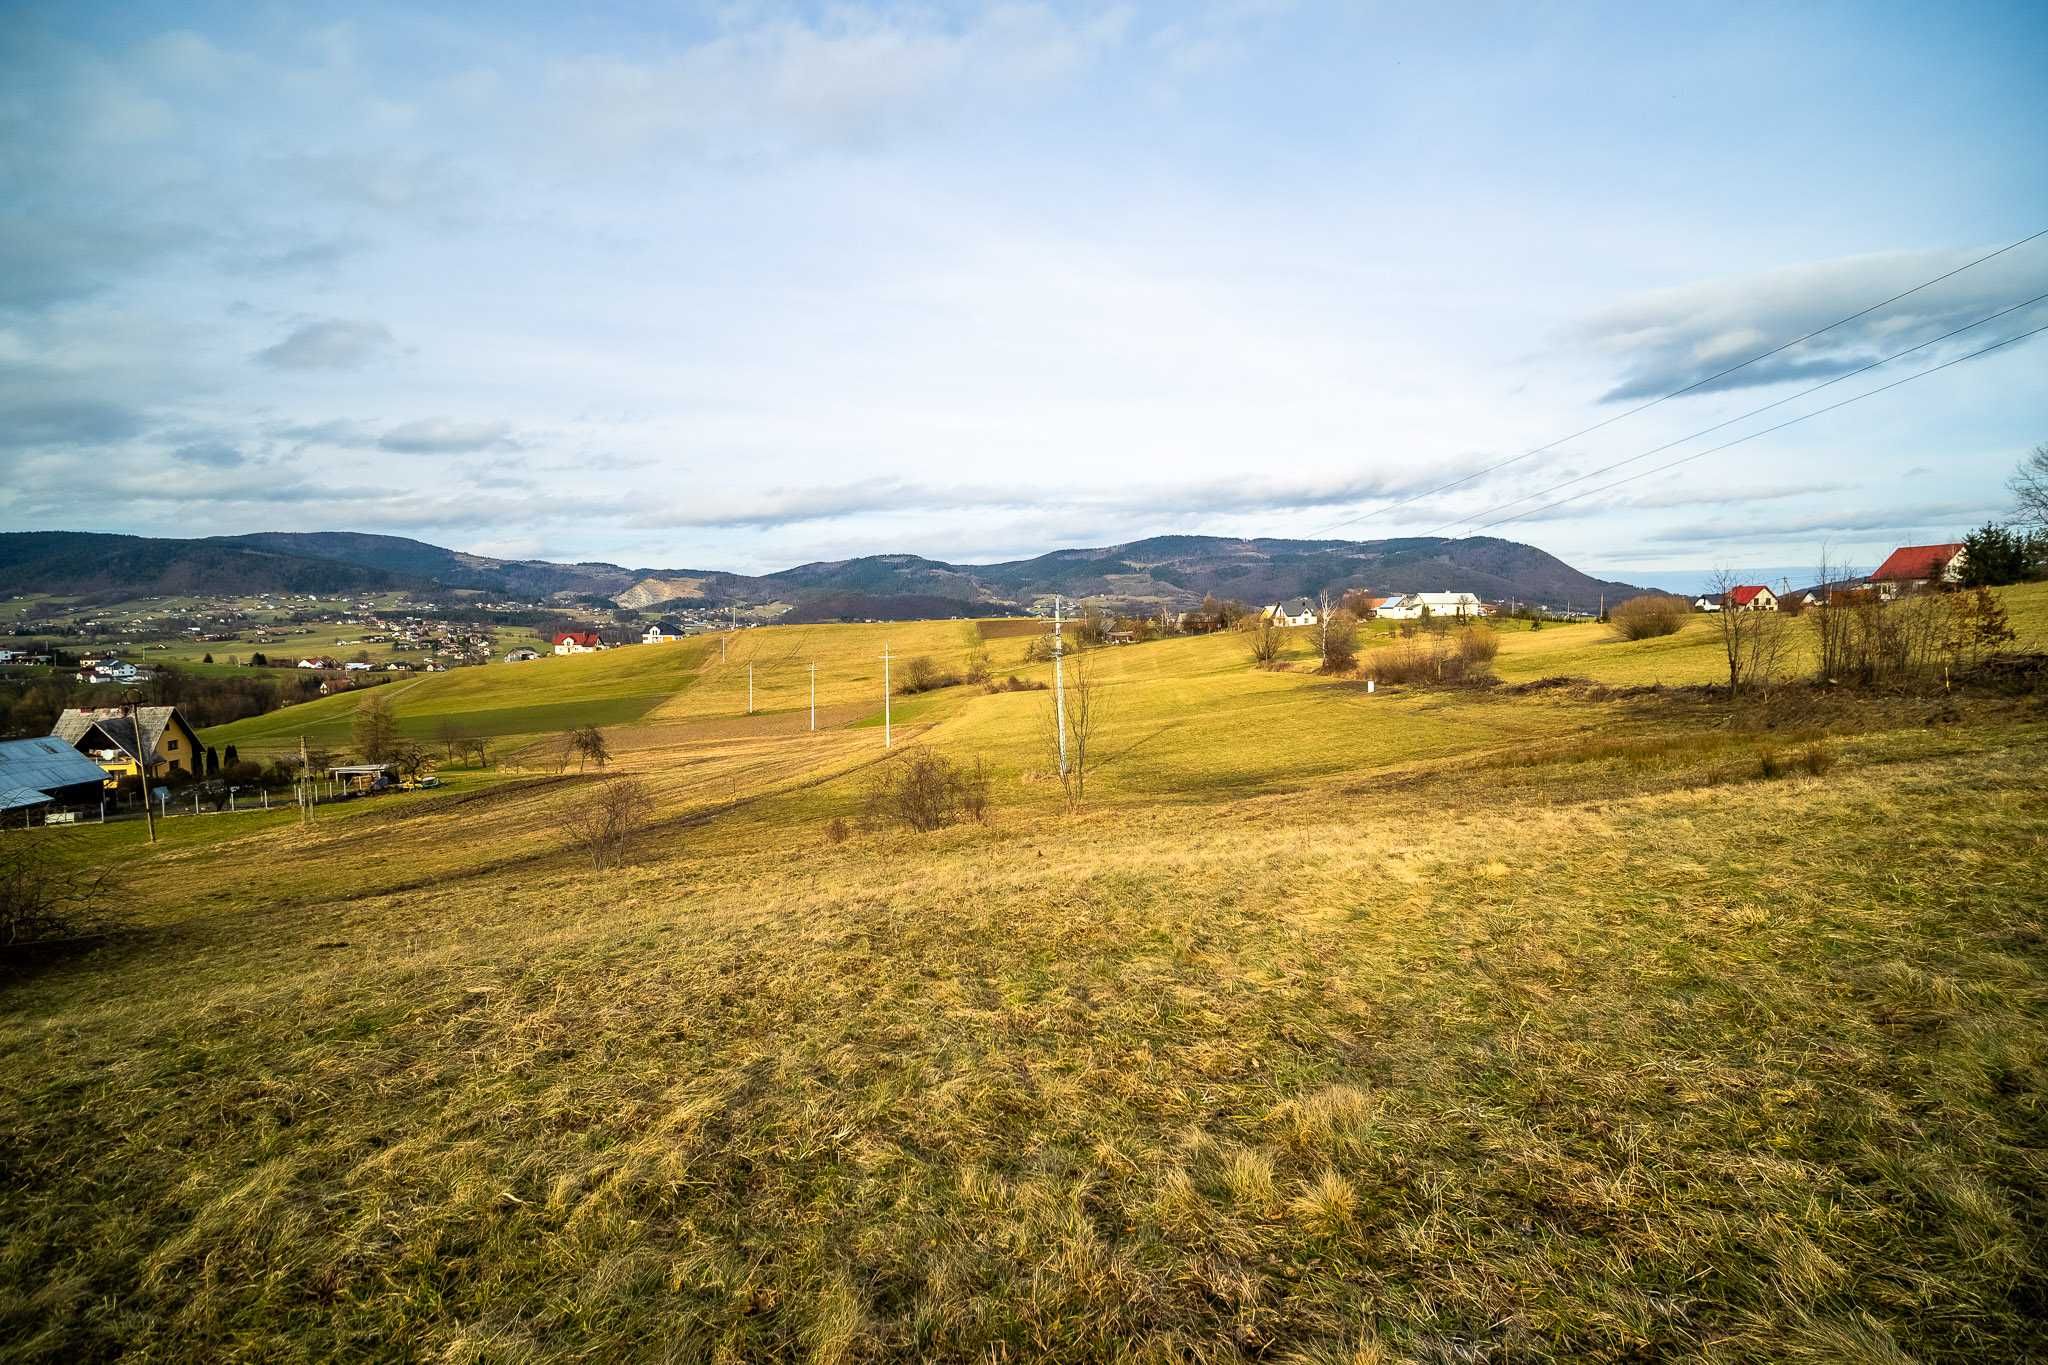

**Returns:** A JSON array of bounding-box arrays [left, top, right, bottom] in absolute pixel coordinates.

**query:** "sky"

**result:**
[[3, 1, 2045, 595]]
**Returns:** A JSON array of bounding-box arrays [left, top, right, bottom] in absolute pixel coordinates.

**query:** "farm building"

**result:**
[[1868, 542, 1966, 596], [1376, 592, 1484, 620], [51, 706, 204, 780], [1692, 596, 1720, 612], [0, 736, 116, 822]]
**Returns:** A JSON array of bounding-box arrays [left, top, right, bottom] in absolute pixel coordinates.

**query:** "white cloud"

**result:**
[[252, 318, 396, 370]]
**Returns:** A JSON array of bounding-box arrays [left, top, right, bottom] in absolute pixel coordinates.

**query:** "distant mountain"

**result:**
[[1, 529, 1647, 615], [0, 531, 406, 597]]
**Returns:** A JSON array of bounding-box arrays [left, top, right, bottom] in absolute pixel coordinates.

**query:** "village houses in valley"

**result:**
[[1373, 591, 1485, 621]]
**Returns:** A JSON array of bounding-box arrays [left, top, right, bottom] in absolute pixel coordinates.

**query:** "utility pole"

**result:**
[[299, 734, 313, 826], [1053, 596, 1068, 778], [747, 663, 753, 714], [883, 641, 892, 749], [808, 662, 816, 732], [129, 702, 156, 844]]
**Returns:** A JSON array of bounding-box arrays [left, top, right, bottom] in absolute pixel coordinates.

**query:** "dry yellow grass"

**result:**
[[7, 595, 2048, 1360]]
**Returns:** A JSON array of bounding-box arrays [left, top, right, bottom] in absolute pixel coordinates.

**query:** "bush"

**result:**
[[823, 816, 850, 844], [1363, 627, 1498, 686], [985, 674, 1048, 694], [1799, 742, 1837, 776], [1608, 595, 1687, 641], [562, 776, 652, 868], [897, 656, 961, 695], [1456, 626, 1499, 667], [1318, 612, 1360, 673], [865, 750, 992, 832]]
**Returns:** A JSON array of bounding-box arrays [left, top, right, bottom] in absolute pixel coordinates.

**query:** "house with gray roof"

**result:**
[[51, 706, 204, 781]]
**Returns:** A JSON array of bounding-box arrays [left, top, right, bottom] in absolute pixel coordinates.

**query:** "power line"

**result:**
[[1423, 289, 2048, 536], [1311, 225, 2048, 536], [1464, 320, 2048, 536]]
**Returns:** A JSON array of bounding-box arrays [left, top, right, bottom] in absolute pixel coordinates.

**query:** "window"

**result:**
[[167, 739, 179, 751]]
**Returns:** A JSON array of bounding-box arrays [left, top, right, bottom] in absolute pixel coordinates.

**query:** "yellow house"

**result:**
[[51, 706, 205, 784]]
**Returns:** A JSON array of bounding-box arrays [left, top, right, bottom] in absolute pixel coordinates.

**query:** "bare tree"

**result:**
[[562, 777, 652, 868], [2011, 440, 2048, 529], [1, 831, 114, 950], [570, 725, 610, 771], [351, 692, 398, 762], [391, 741, 434, 783], [1809, 545, 1859, 683], [1042, 648, 1106, 808], [1710, 569, 1789, 699]]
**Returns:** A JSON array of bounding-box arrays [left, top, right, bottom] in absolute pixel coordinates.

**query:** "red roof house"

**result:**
[[1725, 585, 1777, 611], [1868, 543, 1965, 589], [552, 631, 603, 654]]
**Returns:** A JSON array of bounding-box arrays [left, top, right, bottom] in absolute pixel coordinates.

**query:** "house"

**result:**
[[1868, 542, 1966, 596], [503, 647, 541, 663], [641, 620, 685, 644], [553, 631, 603, 655], [0, 736, 115, 820], [343, 660, 372, 671], [1262, 598, 1320, 627], [1375, 592, 1484, 621], [1692, 596, 1721, 613], [51, 705, 204, 781], [1724, 585, 1778, 612]]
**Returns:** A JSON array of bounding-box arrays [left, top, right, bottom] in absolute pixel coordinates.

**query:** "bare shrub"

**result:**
[[1799, 742, 1837, 776], [1608, 595, 1687, 641], [865, 749, 991, 832], [964, 650, 993, 686], [823, 816, 850, 844], [1, 831, 115, 953], [562, 776, 652, 868]]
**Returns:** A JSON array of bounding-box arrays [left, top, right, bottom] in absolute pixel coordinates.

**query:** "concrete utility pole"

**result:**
[[299, 734, 313, 826], [1053, 596, 1068, 778], [883, 641, 892, 749], [808, 662, 816, 732], [747, 663, 753, 714]]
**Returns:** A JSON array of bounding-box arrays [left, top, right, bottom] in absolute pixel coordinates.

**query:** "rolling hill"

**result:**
[[4, 529, 1647, 615]]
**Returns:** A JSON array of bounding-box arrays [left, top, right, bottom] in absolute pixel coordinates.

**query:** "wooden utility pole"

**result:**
[[129, 702, 156, 845], [809, 663, 816, 732], [883, 641, 892, 749], [747, 663, 753, 714], [299, 734, 313, 826]]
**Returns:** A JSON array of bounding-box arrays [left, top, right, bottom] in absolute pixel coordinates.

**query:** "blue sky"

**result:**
[[3, 1, 2045, 592]]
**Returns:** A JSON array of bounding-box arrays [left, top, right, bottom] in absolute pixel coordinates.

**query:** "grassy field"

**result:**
[[5, 587, 2047, 1360]]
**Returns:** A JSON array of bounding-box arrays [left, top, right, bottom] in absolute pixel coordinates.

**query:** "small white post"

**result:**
[[883, 642, 892, 749], [809, 662, 816, 731]]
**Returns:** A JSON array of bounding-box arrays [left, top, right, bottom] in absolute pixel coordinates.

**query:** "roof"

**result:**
[[0, 736, 114, 803], [1727, 585, 1770, 605], [554, 630, 602, 646], [1869, 543, 1964, 583], [648, 619, 685, 632], [52, 706, 190, 764]]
